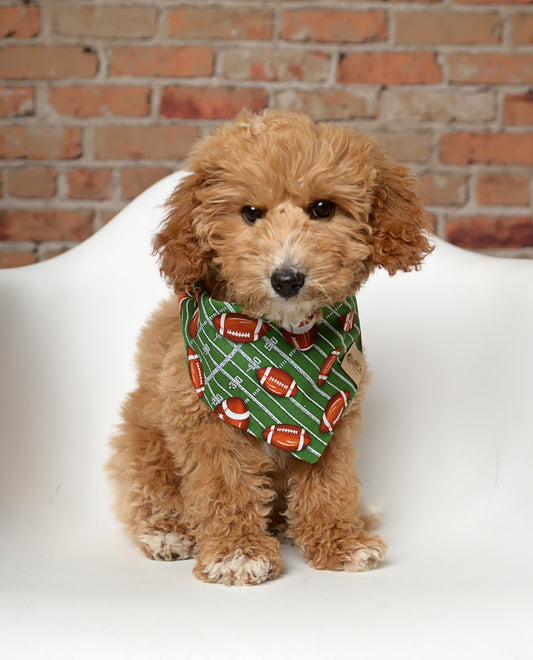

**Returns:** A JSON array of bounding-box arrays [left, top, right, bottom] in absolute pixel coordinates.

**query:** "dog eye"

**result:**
[[309, 200, 335, 220], [242, 206, 264, 224]]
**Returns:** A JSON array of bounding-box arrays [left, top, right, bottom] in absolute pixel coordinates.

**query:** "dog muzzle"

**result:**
[[179, 285, 363, 463]]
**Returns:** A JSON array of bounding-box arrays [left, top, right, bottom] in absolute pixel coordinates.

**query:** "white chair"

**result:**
[[1, 171, 532, 659]]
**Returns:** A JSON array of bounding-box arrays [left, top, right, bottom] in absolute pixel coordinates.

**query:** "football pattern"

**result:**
[[338, 310, 355, 333], [282, 318, 318, 352], [317, 347, 342, 387], [179, 286, 362, 464], [262, 425, 311, 452], [256, 367, 298, 398], [214, 397, 250, 431], [213, 313, 270, 344], [187, 346, 205, 398], [320, 390, 351, 433]]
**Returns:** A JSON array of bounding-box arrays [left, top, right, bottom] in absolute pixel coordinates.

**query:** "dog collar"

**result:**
[[179, 285, 363, 463]]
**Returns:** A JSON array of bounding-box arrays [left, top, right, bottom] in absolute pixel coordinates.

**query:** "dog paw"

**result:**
[[342, 538, 386, 573], [139, 530, 196, 561], [196, 548, 282, 586], [301, 531, 386, 573]]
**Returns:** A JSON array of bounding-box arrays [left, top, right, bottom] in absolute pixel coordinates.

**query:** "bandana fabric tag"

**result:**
[[179, 286, 362, 464], [340, 342, 365, 388]]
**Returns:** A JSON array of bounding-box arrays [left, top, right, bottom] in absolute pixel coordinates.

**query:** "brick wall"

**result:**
[[1, 0, 532, 268]]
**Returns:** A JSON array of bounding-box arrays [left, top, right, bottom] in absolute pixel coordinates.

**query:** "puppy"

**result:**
[[107, 110, 432, 586]]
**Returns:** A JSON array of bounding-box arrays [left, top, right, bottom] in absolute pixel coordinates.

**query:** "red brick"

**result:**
[[395, 11, 501, 45], [0, 251, 37, 269], [282, 10, 387, 43], [0, 46, 98, 80], [384, 89, 495, 122], [110, 46, 213, 78], [223, 49, 329, 83], [370, 131, 433, 163], [440, 132, 533, 165], [476, 173, 530, 206], [448, 53, 533, 84], [0, 209, 94, 242], [160, 86, 267, 120], [95, 126, 199, 160], [49, 85, 150, 118], [101, 211, 118, 226], [504, 94, 533, 126], [275, 89, 378, 120], [0, 87, 34, 118], [50, 6, 156, 39], [454, 0, 532, 4], [168, 7, 272, 40], [418, 173, 468, 206], [67, 169, 113, 200], [338, 52, 442, 85], [8, 168, 57, 199], [38, 245, 72, 262], [121, 167, 173, 200], [0, 5, 41, 38], [446, 216, 533, 250], [0, 126, 82, 160], [512, 13, 533, 45]]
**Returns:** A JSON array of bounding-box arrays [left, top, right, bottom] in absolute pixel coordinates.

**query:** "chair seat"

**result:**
[[1, 172, 532, 659]]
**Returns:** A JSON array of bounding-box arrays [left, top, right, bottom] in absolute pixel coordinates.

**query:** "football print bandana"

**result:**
[[179, 285, 362, 464]]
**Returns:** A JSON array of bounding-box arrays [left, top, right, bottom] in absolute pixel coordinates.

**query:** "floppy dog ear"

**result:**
[[368, 153, 433, 275], [153, 172, 211, 293]]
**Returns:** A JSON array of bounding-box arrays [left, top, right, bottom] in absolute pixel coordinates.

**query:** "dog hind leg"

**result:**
[[106, 389, 196, 561]]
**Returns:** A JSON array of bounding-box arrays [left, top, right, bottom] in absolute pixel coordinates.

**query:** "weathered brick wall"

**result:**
[[1, 0, 532, 267]]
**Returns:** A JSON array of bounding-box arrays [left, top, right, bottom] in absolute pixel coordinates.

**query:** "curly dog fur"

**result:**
[[106, 110, 432, 586]]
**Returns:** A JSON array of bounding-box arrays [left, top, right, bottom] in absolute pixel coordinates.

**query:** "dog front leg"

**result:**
[[285, 421, 386, 573], [175, 421, 284, 586]]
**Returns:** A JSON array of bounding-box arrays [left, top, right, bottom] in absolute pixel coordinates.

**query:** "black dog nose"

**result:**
[[270, 268, 306, 299]]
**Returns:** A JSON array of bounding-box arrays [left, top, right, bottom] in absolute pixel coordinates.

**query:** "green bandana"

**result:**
[[179, 285, 363, 464]]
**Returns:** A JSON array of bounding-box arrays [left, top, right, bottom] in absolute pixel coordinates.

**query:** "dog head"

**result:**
[[154, 110, 433, 327]]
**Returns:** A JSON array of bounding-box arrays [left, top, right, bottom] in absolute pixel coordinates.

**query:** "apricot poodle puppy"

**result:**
[[107, 110, 432, 586]]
